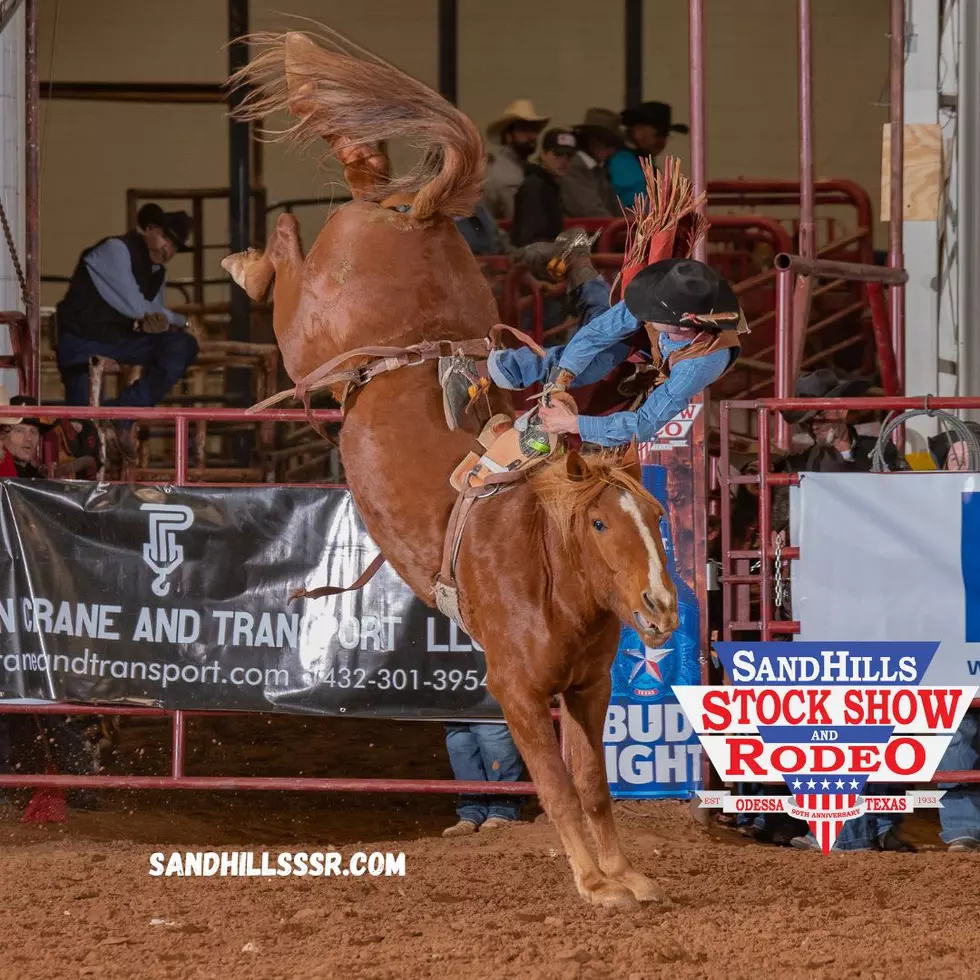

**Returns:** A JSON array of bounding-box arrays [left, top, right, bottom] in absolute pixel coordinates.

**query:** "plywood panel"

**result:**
[[881, 122, 942, 222]]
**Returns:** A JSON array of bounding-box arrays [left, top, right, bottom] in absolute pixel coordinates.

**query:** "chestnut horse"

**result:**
[[224, 31, 679, 908]]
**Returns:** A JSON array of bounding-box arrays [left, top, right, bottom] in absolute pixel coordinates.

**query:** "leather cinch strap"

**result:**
[[289, 552, 387, 602], [259, 323, 548, 608], [436, 469, 526, 618], [247, 323, 547, 418]]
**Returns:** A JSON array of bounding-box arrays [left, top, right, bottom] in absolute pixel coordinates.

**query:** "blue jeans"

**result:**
[[938, 711, 980, 843], [793, 790, 904, 850], [489, 277, 616, 391], [444, 722, 525, 824], [832, 806, 903, 850], [57, 329, 200, 415], [488, 342, 631, 391]]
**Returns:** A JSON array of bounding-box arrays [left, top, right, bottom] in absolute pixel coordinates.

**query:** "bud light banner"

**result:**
[[604, 462, 704, 799], [0, 480, 496, 719]]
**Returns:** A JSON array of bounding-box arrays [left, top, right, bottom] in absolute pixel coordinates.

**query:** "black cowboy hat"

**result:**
[[136, 202, 193, 253], [780, 369, 871, 424], [7, 395, 55, 434], [624, 258, 742, 330], [620, 101, 689, 134], [928, 421, 980, 469]]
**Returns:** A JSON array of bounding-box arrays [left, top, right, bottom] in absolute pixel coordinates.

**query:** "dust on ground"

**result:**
[[0, 714, 974, 980]]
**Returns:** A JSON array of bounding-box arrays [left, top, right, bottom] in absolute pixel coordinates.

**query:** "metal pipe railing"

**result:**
[[797, 0, 815, 260], [25, 0, 39, 400], [689, 0, 707, 263], [774, 253, 909, 285], [774, 269, 794, 450], [889, 0, 906, 389]]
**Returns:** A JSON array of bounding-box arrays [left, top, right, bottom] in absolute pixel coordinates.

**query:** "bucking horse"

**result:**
[[222, 29, 679, 908]]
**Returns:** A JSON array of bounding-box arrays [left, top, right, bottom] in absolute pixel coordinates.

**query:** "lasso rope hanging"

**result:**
[[871, 406, 980, 472]]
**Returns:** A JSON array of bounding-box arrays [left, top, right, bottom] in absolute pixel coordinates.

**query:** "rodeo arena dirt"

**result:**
[[2, 1, 980, 978]]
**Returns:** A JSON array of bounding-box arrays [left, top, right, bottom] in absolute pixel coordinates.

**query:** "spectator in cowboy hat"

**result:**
[[0, 395, 100, 479], [610, 101, 688, 208], [0, 396, 55, 478], [928, 421, 980, 471], [0, 386, 22, 478], [563, 108, 622, 218], [780, 369, 908, 474], [481, 99, 550, 221], [55, 202, 200, 459], [511, 128, 579, 248]]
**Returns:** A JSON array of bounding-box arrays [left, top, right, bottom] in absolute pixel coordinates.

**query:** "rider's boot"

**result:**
[[511, 227, 602, 286], [437, 355, 488, 431]]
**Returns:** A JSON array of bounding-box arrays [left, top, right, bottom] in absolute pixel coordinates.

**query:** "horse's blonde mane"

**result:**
[[227, 29, 484, 220], [530, 452, 660, 553]]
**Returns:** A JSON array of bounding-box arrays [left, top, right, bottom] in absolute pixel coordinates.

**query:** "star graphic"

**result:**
[[820, 779, 830, 790], [792, 779, 802, 790], [835, 779, 845, 789], [807, 779, 816, 789], [850, 779, 860, 790], [623, 644, 672, 684]]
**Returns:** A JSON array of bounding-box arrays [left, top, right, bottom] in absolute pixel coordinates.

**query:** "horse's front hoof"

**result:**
[[615, 870, 671, 905], [580, 877, 640, 910], [221, 250, 251, 289]]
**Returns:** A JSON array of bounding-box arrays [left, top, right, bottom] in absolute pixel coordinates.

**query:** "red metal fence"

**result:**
[[0, 403, 537, 798]]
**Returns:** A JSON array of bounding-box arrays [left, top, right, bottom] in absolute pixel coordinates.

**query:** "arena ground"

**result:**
[[0, 713, 976, 979]]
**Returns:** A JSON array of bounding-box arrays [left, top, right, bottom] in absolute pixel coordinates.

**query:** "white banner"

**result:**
[[792, 473, 980, 686], [696, 790, 946, 816]]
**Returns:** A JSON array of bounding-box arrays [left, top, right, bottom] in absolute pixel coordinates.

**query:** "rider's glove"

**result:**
[[529, 366, 576, 406]]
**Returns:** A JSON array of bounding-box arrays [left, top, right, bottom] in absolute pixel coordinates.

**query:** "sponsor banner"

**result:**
[[638, 404, 702, 459], [604, 462, 703, 799], [676, 639, 974, 853], [0, 481, 496, 719]]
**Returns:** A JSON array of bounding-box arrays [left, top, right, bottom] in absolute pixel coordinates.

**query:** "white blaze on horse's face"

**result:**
[[617, 491, 679, 638]]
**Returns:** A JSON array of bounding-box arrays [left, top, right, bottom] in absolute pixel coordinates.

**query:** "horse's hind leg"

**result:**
[[561, 674, 670, 904], [221, 212, 305, 302], [490, 671, 637, 909]]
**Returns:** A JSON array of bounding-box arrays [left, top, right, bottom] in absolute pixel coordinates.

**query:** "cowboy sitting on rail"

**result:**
[[440, 239, 744, 446]]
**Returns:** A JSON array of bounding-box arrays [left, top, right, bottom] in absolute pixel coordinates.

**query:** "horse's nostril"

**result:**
[[642, 591, 658, 614]]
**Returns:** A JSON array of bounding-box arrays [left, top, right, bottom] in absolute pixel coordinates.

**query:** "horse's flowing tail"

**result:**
[[228, 30, 484, 221]]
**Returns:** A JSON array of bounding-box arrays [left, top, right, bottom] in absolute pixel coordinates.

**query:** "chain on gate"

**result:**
[[0, 193, 28, 306], [773, 530, 788, 611]]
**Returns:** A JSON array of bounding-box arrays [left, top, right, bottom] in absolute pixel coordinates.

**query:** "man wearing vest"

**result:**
[[56, 203, 200, 455], [439, 246, 741, 447]]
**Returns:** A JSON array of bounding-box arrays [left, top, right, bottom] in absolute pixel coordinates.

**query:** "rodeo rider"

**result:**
[[439, 234, 743, 447]]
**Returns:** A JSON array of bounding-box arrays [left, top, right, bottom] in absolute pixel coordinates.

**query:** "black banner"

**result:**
[[0, 481, 500, 719]]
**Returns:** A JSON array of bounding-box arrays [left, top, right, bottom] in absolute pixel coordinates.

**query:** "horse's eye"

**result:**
[[592, 519, 607, 532]]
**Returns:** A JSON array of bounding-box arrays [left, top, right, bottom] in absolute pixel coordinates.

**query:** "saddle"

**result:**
[[449, 394, 577, 492]]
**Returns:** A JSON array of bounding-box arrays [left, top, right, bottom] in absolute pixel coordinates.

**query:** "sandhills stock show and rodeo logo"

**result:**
[[674, 642, 975, 853]]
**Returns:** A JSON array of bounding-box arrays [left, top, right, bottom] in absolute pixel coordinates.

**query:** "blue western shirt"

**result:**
[[558, 297, 731, 446]]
